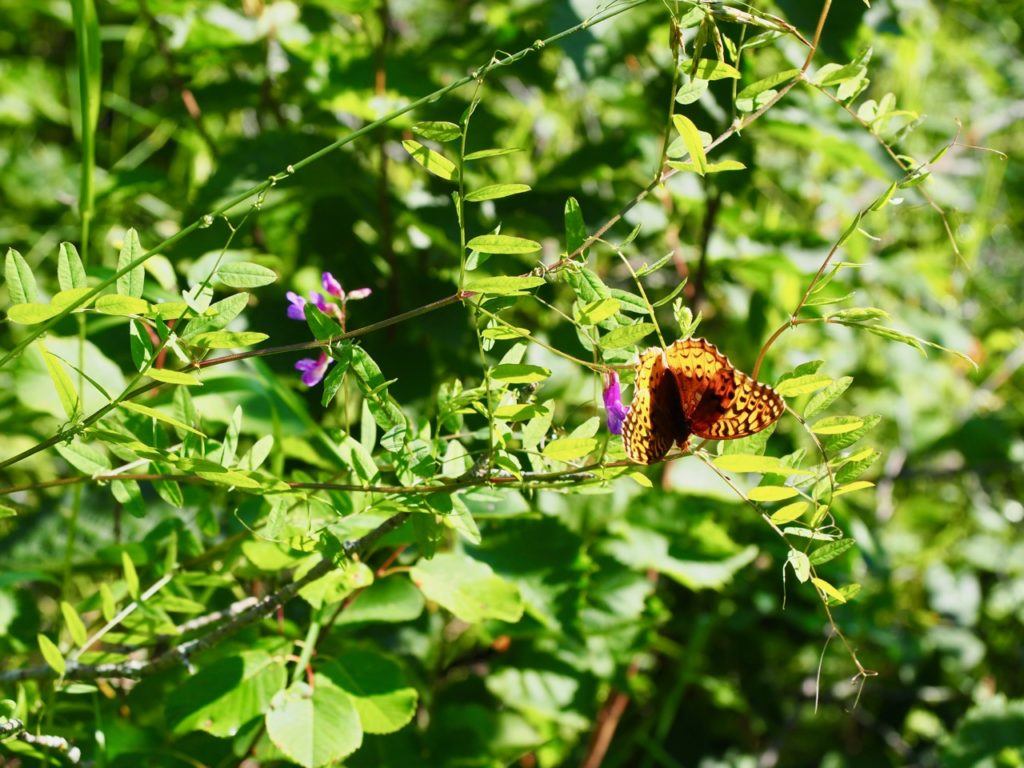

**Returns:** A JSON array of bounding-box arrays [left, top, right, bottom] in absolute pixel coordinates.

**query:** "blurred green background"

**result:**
[[0, 0, 1021, 766]]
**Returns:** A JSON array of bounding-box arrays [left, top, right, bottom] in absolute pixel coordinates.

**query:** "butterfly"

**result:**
[[621, 338, 784, 465]]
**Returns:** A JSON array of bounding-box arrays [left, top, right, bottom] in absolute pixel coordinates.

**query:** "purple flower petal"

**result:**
[[310, 292, 330, 314], [322, 272, 344, 299], [286, 291, 307, 321], [346, 287, 372, 301], [603, 371, 628, 435], [295, 352, 333, 387]]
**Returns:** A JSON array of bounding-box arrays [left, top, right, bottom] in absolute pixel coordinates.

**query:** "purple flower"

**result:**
[[321, 271, 371, 302], [603, 371, 628, 435], [295, 352, 333, 387], [322, 271, 343, 299], [346, 287, 371, 301], [286, 291, 307, 321], [310, 292, 330, 314]]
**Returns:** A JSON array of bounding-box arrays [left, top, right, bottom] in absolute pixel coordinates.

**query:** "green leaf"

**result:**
[[493, 403, 546, 421], [40, 342, 80, 420], [635, 253, 674, 277], [189, 331, 269, 349], [181, 292, 250, 338], [735, 68, 799, 111], [116, 228, 145, 298], [775, 374, 832, 397], [833, 480, 874, 497], [542, 437, 598, 461], [788, 550, 811, 583], [266, 677, 363, 768], [6, 303, 60, 324], [577, 298, 620, 325], [305, 304, 343, 342], [809, 538, 856, 565], [835, 449, 880, 484], [52, 287, 94, 312], [675, 77, 709, 105], [463, 147, 522, 161], [465, 184, 531, 202], [821, 415, 880, 452], [600, 322, 656, 350], [401, 139, 456, 181], [412, 120, 461, 142], [5, 248, 38, 303], [811, 577, 847, 604], [464, 275, 546, 295], [167, 652, 287, 737], [60, 602, 87, 647], [58, 242, 87, 290], [337, 577, 425, 626], [712, 454, 813, 476], [770, 501, 808, 524], [410, 552, 523, 624], [652, 278, 689, 308], [466, 234, 542, 254], [860, 324, 927, 354], [690, 58, 741, 79], [122, 551, 139, 600], [37, 634, 65, 676], [55, 439, 109, 475], [813, 61, 866, 87], [490, 363, 550, 384], [668, 159, 747, 174], [748, 485, 799, 502], [811, 415, 865, 435], [828, 307, 889, 323], [95, 294, 150, 316], [705, 160, 746, 173], [803, 376, 853, 418], [120, 401, 205, 436], [322, 652, 418, 735], [564, 197, 587, 255], [147, 369, 202, 386], [672, 114, 708, 174], [216, 261, 277, 288]]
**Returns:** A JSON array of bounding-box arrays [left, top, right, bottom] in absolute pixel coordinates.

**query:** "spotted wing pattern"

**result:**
[[663, 338, 732, 418], [622, 338, 783, 463], [664, 338, 783, 440], [691, 368, 784, 439], [622, 347, 685, 465]]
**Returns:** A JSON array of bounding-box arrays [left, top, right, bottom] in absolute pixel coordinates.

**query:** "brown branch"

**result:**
[[580, 688, 631, 768]]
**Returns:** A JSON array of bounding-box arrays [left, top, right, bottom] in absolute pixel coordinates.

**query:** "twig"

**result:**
[[0, 513, 410, 683], [0, 719, 82, 764], [580, 689, 631, 768], [70, 572, 174, 661]]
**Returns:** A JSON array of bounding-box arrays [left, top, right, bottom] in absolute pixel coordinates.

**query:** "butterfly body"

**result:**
[[622, 338, 784, 465]]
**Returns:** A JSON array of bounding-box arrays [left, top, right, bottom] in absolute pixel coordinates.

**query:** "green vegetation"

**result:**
[[0, 1, 1020, 766]]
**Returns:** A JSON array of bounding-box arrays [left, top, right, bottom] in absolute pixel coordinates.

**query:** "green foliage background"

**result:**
[[0, 0, 1021, 766]]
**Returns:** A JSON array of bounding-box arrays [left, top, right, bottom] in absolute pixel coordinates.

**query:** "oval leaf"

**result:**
[[600, 322, 656, 350], [542, 437, 598, 461], [465, 184, 531, 202], [467, 235, 542, 255], [217, 261, 277, 289], [401, 139, 456, 181]]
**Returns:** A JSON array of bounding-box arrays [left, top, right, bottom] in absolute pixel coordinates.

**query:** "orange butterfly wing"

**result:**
[[622, 347, 685, 465], [694, 369, 784, 439], [664, 338, 783, 440]]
